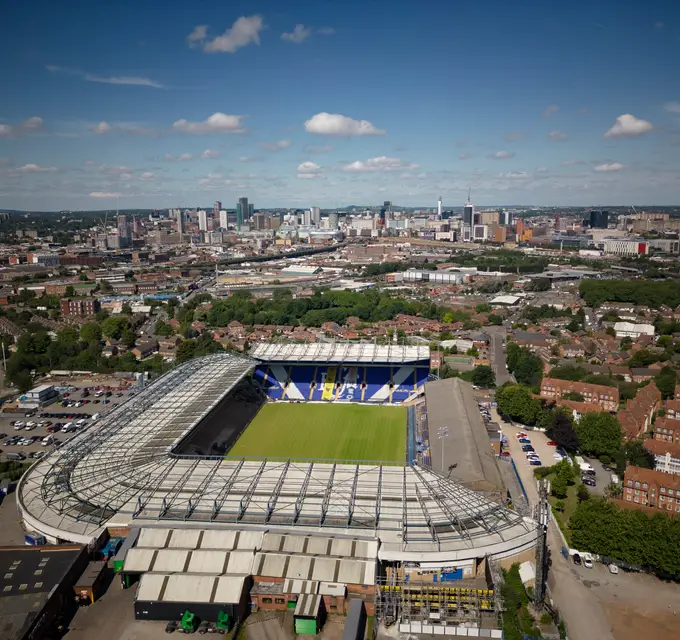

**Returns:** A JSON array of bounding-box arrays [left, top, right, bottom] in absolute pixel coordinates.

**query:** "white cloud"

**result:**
[[0, 117, 44, 137], [499, 171, 530, 179], [543, 105, 559, 117], [317, 27, 335, 36], [297, 161, 322, 179], [281, 24, 311, 43], [304, 112, 386, 136], [17, 163, 57, 173], [664, 102, 680, 114], [604, 114, 653, 138], [91, 121, 113, 134], [561, 159, 586, 166], [163, 152, 194, 162], [340, 156, 419, 173], [139, 172, 156, 181], [46, 65, 163, 88], [200, 149, 221, 159], [172, 113, 246, 134], [594, 162, 625, 172], [547, 130, 568, 141], [101, 165, 134, 175], [489, 150, 514, 159], [199, 16, 264, 54], [89, 191, 121, 198], [259, 139, 292, 151], [187, 25, 208, 46], [304, 144, 334, 154]]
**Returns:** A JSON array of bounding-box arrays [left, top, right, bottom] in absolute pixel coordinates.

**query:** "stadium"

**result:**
[[17, 344, 538, 636]]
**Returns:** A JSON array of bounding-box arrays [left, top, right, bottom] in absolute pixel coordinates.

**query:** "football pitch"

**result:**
[[227, 403, 407, 462]]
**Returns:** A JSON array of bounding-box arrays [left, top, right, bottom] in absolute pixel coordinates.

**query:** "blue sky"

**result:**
[[1, 0, 679, 210]]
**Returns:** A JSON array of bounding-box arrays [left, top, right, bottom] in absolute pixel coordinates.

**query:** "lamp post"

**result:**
[[437, 426, 449, 472]]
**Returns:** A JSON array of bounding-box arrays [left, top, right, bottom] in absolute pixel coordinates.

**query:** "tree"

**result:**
[[121, 328, 136, 349], [551, 476, 568, 499], [99, 279, 112, 293], [475, 303, 492, 313], [575, 412, 622, 458], [563, 390, 585, 402], [176, 339, 197, 364], [620, 336, 633, 351], [155, 320, 174, 338], [466, 346, 479, 357], [488, 313, 503, 326], [654, 366, 677, 400], [121, 302, 132, 315], [101, 316, 130, 340], [471, 365, 496, 388], [64, 285, 75, 298], [80, 322, 102, 343], [614, 439, 654, 473], [528, 277, 551, 292], [496, 383, 541, 425], [577, 484, 590, 503]]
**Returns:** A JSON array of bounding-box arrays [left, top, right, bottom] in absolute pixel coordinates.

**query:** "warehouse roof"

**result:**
[[136, 573, 248, 605]]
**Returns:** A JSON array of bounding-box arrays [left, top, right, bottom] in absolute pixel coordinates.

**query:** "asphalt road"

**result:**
[[488, 328, 515, 386], [497, 410, 615, 640]]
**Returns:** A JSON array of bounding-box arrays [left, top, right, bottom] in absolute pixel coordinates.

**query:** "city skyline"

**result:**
[[1, 0, 680, 210]]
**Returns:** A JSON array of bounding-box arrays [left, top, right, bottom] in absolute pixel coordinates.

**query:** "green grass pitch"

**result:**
[[227, 403, 407, 462]]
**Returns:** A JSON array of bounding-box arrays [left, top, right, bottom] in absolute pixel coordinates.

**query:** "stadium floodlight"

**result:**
[[437, 426, 449, 472]]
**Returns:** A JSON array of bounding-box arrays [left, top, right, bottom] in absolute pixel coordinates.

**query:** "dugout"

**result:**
[[294, 594, 326, 635], [134, 573, 251, 624]]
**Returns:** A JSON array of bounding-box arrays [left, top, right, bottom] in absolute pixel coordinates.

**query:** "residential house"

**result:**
[[666, 400, 680, 421], [617, 381, 661, 440], [131, 339, 158, 360], [630, 368, 657, 383], [644, 438, 680, 476], [654, 417, 680, 445], [620, 465, 680, 514], [675, 385, 680, 401], [158, 336, 181, 361], [558, 399, 605, 422], [0, 285, 13, 305], [561, 343, 586, 358], [227, 321, 246, 339], [540, 377, 619, 411]]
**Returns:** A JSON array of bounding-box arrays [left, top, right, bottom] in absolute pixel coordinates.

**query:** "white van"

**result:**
[[91, 413, 100, 421]]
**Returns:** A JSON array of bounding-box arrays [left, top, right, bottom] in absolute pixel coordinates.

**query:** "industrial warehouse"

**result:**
[[16, 348, 539, 638]]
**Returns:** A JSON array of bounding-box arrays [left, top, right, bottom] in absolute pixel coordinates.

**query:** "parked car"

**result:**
[[546, 441, 557, 446], [608, 564, 619, 574], [499, 452, 511, 457], [518, 438, 531, 444], [582, 477, 596, 487], [573, 553, 582, 566], [583, 554, 593, 569], [515, 432, 528, 439], [521, 445, 535, 452], [530, 459, 542, 466], [553, 453, 564, 461]]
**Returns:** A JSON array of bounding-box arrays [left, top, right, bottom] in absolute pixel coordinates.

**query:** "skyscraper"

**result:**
[[237, 197, 248, 231], [198, 210, 208, 232], [214, 201, 222, 217], [176, 209, 184, 235], [463, 191, 474, 226], [328, 213, 339, 229], [310, 206, 321, 225], [589, 210, 609, 229], [219, 210, 228, 229], [117, 214, 131, 247], [437, 197, 442, 217]]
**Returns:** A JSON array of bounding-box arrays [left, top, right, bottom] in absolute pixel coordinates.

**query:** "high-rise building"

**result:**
[[248, 203, 254, 218], [463, 193, 474, 226], [437, 197, 442, 217], [303, 210, 312, 226], [219, 210, 229, 230], [252, 213, 266, 230], [589, 210, 609, 229], [117, 214, 131, 248], [328, 213, 339, 229], [310, 207, 321, 226], [176, 209, 184, 235], [236, 197, 248, 231], [198, 210, 208, 232], [214, 201, 222, 217], [500, 210, 513, 227]]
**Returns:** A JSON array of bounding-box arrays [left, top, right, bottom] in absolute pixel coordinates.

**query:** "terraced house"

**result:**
[[539, 377, 619, 412]]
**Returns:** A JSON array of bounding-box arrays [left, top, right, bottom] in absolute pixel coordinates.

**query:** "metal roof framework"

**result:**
[[18, 354, 536, 562], [250, 342, 430, 365]]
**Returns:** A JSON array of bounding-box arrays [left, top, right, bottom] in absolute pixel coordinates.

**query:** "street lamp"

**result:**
[[437, 426, 449, 472]]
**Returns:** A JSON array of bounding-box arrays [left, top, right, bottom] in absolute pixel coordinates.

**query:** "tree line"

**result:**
[[579, 279, 680, 309]]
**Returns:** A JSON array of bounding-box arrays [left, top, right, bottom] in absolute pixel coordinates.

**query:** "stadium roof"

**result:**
[[250, 343, 430, 364], [18, 354, 536, 565]]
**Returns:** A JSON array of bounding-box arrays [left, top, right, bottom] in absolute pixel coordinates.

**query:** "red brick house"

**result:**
[[540, 377, 619, 411], [620, 466, 680, 514]]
